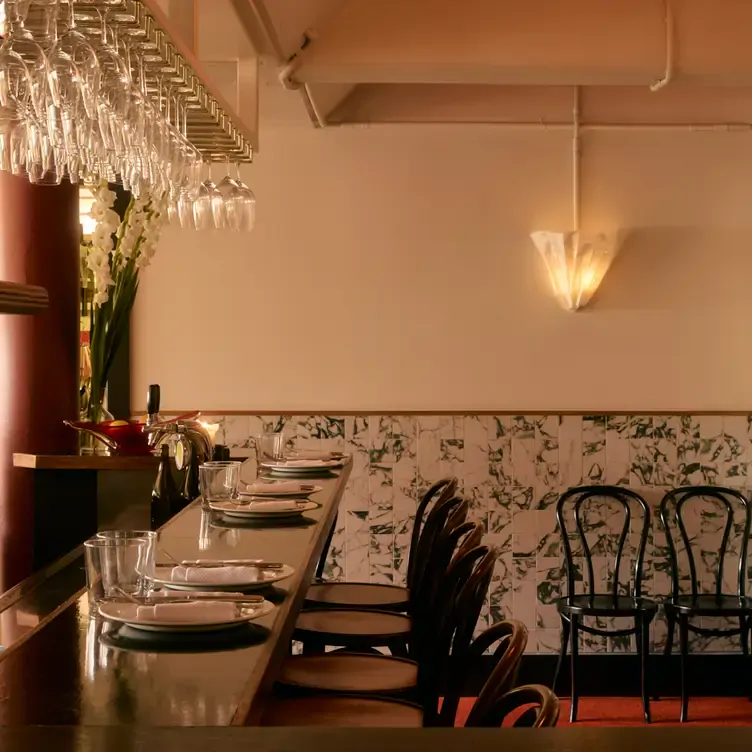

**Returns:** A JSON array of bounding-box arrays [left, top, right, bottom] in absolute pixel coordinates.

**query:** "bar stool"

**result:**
[[293, 493, 469, 655], [262, 558, 521, 727], [277, 522, 483, 699], [659, 486, 752, 723], [552, 485, 657, 723], [305, 478, 457, 612]]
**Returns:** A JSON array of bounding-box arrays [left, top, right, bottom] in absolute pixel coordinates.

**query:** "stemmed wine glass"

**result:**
[[57, 0, 100, 121], [39, 0, 85, 183], [193, 161, 215, 230], [91, 9, 131, 174], [216, 155, 238, 204], [226, 161, 256, 232]]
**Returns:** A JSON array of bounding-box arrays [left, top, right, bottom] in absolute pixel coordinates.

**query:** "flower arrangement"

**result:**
[[81, 182, 166, 422]]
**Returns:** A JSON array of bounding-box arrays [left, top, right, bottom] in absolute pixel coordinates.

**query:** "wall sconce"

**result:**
[[531, 230, 623, 311], [530, 87, 623, 311]]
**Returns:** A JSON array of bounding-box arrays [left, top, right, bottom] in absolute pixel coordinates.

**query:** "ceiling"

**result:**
[[182, 0, 752, 142]]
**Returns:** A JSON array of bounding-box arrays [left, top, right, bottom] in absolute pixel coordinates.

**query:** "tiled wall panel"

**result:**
[[204, 413, 752, 654]]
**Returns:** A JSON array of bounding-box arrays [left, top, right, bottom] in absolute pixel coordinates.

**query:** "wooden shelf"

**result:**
[[0, 282, 48, 315], [13, 454, 159, 471]]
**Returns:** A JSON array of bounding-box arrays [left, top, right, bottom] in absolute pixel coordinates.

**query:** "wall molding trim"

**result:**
[[149, 410, 752, 417]]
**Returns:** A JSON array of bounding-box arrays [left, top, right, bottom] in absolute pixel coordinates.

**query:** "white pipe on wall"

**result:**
[[650, 0, 675, 92], [335, 121, 752, 132]]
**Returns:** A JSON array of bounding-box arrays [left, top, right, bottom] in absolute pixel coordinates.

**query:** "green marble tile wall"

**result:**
[[204, 413, 751, 654]]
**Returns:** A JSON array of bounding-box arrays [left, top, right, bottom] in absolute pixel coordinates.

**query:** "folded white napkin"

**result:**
[[170, 566, 263, 584], [286, 450, 330, 460], [243, 480, 303, 494], [136, 601, 237, 623], [245, 500, 299, 512], [281, 459, 328, 467]]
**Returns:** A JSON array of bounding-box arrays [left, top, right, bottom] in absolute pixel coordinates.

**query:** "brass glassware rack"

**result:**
[[26, 0, 254, 162]]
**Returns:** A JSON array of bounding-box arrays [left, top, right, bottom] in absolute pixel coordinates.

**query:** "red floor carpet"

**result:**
[[455, 697, 752, 726]]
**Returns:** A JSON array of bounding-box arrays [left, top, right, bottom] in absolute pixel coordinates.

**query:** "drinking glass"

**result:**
[[227, 161, 255, 232], [205, 162, 226, 229], [57, 0, 101, 121], [84, 536, 155, 609], [192, 165, 213, 230], [216, 156, 238, 209], [254, 432, 286, 464], [198, 460, 241, 503], [96, 530, 158, 568]]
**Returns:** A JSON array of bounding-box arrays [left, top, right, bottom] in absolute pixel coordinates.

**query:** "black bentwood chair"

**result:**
[[659, 486, 752, 723], [553, 485, 657, 723]]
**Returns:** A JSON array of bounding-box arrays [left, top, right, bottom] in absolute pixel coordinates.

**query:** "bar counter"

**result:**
[[0, 462, 350, 726], [0, 726, 750, 751]]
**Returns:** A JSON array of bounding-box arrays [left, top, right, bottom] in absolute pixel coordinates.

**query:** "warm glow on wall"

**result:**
[[79, 187, 97, 237], [531, 230, 623, 311]]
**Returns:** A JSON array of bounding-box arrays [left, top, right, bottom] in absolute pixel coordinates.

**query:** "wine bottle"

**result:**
[[151, 444, 178, 529]]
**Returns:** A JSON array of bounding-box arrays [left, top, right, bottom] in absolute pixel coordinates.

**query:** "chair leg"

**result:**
[[679, 614, 690, 723], [741, 617, 752, 702], [656, 609, 676, 702], [636, 615, 651, 723], [569, 615, 579, 723], [664, 610, 675, 656], [301, 637, 328, 655], [740, 616, 749, 657], [388, 638, 409, 658], [552, 614, 570, 694]]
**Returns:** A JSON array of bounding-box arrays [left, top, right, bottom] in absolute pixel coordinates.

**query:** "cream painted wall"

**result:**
[[131, 123, 752, 412]]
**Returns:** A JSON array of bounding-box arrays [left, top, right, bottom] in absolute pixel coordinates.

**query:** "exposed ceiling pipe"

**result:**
[[341, 121, 752, 132], [279, 54, 328, 127], [650, 0, 675, 92]]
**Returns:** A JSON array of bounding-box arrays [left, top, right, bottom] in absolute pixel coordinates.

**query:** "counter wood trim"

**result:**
[[0, 281, 48, 315], [13, 454, 158, 471], [144, 410, 752, 417]]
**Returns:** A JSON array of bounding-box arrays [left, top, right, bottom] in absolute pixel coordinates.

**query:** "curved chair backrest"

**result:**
[[557, 485, 651, 600], [410, 494, 467, 612], [411, 522, 483, 674], [428, 546, 498, 726], [463, 620, 529, 726], [407, 478, 458, 588], [467, 684, 559, 727], [410, 502, 471, 650], [660, 486, 752, 600]]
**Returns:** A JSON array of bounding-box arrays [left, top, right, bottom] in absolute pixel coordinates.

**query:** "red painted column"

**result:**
[[0, 174, 79, 590]]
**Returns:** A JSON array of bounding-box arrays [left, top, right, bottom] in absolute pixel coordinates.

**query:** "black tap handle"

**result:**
[[147, 384, 161, 416]]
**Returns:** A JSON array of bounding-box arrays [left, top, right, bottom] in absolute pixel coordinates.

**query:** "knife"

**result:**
[[179, 559, 284, 569], [128, 594, 265, 604]]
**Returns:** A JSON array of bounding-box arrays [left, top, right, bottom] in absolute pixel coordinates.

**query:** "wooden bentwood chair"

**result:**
[[292, 491, 468, 656], [660, 486, 752, 723], [305, 478, 457, 612], [265, 541, 498, 725], [277, 515, 482, 699], [553, 485, 657, 723], [262, 615, 531, 727]]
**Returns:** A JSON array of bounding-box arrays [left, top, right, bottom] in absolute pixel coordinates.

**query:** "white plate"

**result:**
[[261, 459, 344, 472], [238, 484, 323, 499], [152, 563, 295, 591], [210, 499, 320, 519], [98, 599, 275, 632]]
